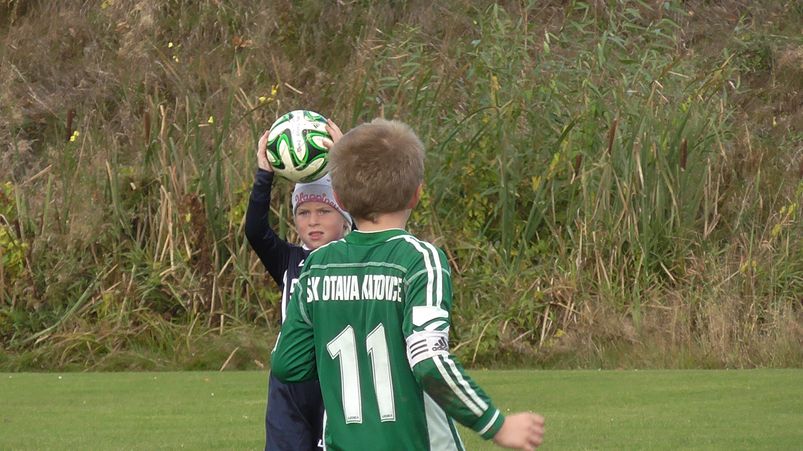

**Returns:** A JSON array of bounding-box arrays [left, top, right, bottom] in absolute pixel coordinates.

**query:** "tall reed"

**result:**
[[0, 0, 800, 369]]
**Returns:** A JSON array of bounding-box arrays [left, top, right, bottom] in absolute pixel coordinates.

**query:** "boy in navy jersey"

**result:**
[[272, 119, 545, 450], [245, 120, 351, 450]]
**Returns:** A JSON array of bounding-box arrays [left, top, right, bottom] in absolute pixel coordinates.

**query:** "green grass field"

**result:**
[[1, 369, 801, 450]]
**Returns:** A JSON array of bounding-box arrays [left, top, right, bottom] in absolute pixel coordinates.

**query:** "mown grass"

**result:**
[[0, 1, 801, 369], [1, 369, 801, 450]]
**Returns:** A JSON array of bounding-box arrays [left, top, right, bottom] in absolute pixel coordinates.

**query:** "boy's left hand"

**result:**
[[324, 119, 343, 149]]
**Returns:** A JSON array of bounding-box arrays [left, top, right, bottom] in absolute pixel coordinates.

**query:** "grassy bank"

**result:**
[[1, 1, 801, 369]]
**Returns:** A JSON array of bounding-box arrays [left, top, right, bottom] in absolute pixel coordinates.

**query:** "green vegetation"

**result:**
[[1, 369, 801, 449], [1, 1, 801, 369]]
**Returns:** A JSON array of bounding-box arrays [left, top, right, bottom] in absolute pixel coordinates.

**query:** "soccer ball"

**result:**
[[266, 110, 332, 183]]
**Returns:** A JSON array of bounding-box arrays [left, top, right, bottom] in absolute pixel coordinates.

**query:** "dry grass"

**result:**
[[0, 0, 801, 369]]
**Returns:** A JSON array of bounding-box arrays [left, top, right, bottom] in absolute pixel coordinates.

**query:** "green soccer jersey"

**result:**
[[271, 229, 505, 451]]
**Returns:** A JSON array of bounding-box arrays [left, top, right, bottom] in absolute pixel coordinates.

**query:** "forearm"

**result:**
[[412, 355, 505, 439], [244, 169, 291, 283], [244, 168, 274, 241]]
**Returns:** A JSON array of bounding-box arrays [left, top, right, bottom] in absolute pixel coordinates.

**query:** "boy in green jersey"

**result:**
[[272, 119, 545, 450]]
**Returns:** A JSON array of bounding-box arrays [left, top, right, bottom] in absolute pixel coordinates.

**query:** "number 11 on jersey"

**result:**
[[326, 323, 396, 424]]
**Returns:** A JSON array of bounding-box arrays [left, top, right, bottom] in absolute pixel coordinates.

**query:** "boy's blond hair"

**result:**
[[329, 119, 424, 222]]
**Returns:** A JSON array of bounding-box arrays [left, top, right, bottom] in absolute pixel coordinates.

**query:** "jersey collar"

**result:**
[[344, 229, 409, 245]]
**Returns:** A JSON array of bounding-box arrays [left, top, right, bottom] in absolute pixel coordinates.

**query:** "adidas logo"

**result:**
[[431, 337, 448, 352]]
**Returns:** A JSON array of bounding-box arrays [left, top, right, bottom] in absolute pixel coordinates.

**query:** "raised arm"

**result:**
[[245, 130, 294, 285]]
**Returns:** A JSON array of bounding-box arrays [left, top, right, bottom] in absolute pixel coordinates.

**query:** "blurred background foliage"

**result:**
[[0, 0, 801, 370]]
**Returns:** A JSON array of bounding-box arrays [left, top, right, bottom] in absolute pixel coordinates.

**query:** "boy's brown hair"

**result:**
[[329, 118, 424, 222]]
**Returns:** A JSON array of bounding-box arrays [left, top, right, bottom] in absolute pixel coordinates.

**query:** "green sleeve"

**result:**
[[402, 247, 505, 440], [270, 270, 317, 383]]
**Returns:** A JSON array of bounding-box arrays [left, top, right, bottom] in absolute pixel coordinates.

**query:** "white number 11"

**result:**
[[326, 323, 396, 424]]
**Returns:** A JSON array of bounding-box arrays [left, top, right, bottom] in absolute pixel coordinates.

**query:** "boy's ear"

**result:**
[[405, 183, 423, 209]]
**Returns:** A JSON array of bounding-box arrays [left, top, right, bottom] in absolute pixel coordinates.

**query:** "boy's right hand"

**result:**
[[257, 130, 273, 172], [492, 412, 545, 450]]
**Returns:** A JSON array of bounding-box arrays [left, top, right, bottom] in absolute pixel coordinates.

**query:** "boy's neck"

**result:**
[[355, 209, 412, 232]]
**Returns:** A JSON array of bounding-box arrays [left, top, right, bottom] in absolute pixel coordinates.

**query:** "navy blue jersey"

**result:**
[[245, 168, 323, 450]]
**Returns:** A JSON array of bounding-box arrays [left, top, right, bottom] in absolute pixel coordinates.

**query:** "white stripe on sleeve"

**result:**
[[478, 409, 501, 436], [390, 235, 441, 307], [443, 356, 489, 412], [432, 355, 484, 416]]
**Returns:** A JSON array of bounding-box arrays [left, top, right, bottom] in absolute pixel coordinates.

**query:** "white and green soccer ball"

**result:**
[[266, 110, 332, 183]]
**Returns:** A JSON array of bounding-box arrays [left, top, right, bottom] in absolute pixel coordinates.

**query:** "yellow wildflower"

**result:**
[[771, 223, 782, 238], [547, 152, 560, 177], [258, 96, 267, 103], [531, 175, 542, 191], [207, 116, 215, 124]]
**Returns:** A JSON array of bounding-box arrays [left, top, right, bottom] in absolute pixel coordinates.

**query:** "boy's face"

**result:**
[[294, 201, 348, 250]]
